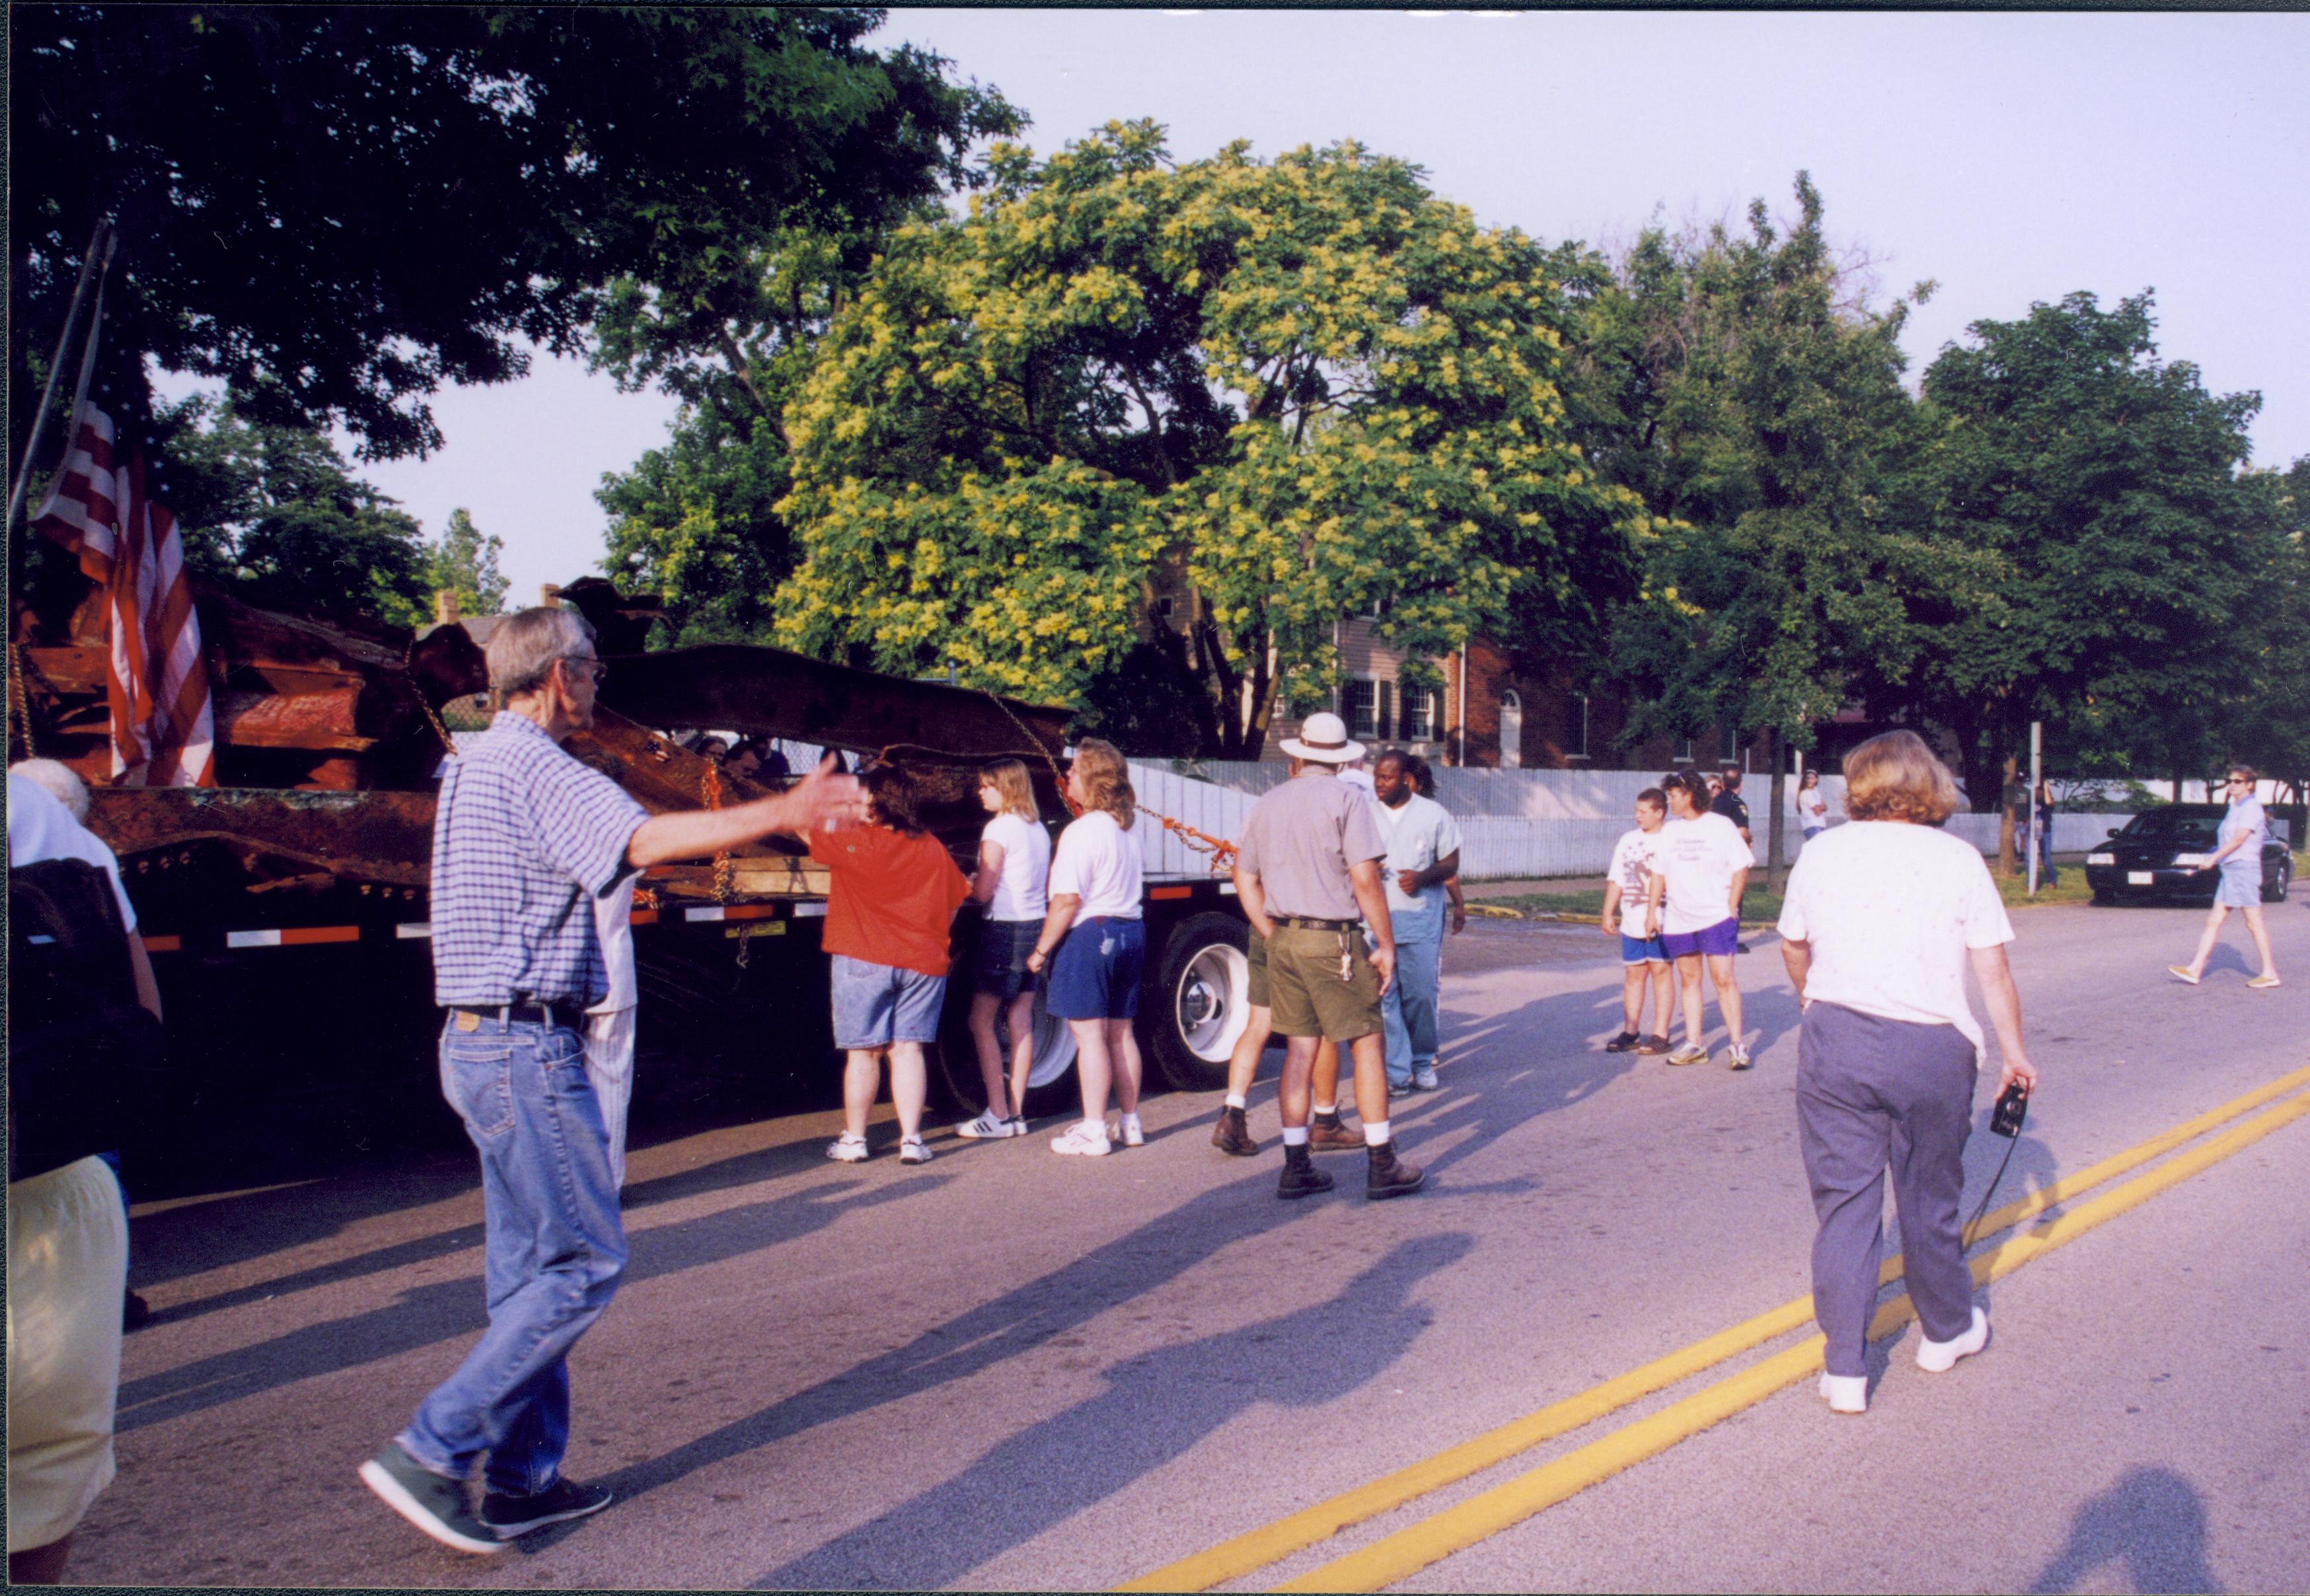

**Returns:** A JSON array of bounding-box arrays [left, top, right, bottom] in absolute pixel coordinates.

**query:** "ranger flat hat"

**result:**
[[1279, 710, 1367, 766]]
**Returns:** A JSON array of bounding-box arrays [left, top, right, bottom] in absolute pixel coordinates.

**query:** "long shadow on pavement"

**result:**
[[751, 1231, 1476, 1591], [2027, 1465, 2222, 1594], [116, 1173, 950, 1433]]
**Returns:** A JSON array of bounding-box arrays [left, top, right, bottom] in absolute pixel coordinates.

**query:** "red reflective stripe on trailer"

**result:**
[[683, 902, 778, 923], [1148, 886, 1193, 900], [280, 925, 361, 946], [629, 908, 659, 926], [141, 935, 182, 953]]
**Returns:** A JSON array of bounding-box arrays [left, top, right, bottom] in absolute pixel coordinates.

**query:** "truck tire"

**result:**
[[1144, 911, 1253, 1094], [932, 980, 1082, 1119]]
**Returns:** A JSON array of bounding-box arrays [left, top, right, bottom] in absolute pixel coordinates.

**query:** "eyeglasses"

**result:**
[[560, 655, 608, 682]]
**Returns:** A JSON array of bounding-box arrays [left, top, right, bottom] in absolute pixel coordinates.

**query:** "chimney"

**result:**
[[541, 583, 562, 608], [434, 589, 460, 625]]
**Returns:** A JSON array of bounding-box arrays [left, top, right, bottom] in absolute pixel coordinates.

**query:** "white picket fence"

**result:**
[[1130, 758, 2147, 882]]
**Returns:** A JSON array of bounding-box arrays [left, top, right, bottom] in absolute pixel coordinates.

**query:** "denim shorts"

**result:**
[[1047, 916, 1145, 1021], [974, 918, 1043, 1000], [830, 955, 948, 1048], [1620, 932, 1671, 965], [1661, 917, 1739, 959], [2217, 867, 2262, 908]]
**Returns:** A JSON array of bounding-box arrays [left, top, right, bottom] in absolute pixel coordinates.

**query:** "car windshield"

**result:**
[[2116, 811, 2221, 846]]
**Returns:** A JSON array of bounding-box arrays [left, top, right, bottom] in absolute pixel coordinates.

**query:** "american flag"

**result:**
[[33, 398, 217, 787]]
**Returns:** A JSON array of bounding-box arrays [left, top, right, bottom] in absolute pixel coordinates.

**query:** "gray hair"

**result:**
[[11, 758, 91, 820], [486, 606, 598, 698]]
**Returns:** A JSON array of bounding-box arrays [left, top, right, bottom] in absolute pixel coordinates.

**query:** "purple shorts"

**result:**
[[1661, 918, 1739, 959]]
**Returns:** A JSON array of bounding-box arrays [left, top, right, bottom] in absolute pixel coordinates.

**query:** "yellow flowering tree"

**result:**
[[778, 121, 1644, 756]]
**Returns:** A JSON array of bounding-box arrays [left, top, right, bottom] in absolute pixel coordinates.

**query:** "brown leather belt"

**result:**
[[1278, 916, 1360, 932]]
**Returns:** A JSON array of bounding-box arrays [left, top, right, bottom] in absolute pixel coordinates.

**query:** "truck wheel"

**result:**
[[932, 982, 1081, 1118], [1144, 912, 1253, 1094]]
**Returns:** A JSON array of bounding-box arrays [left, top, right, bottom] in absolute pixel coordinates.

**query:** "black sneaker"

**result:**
[[358, 1442, 505, 1555], [1602, 1031, 1642, 1053], [480, 1476, 615, 1539], [1366, 1143, 1427, 1201], [1211, 1105, 1258, 1157], [1277, 1153, 1335, 1200]]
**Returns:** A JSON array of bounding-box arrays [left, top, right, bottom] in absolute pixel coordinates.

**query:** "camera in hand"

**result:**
[[1990, 1081, 2030, 1139]]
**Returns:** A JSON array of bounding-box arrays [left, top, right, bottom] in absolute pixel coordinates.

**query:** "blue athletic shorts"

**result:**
[[1046, 916, 1145, 1021], [1620, 932, 1672, 965], [1661, 918, 1739, 959], [830, 955, 948, 1049]]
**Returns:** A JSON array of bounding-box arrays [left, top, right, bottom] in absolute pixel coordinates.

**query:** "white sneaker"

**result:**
[[1820, 1373, 1868, 1414], [898, 1135, 933, 1165], [1916, 1307, 1990, 1373], [1051, 1120, 1113, 1157], [1410, 1064, 1440, 1092], [1117, 1113, 1145, 1148], [955, 1110, 1016, 1140], [827, 1135, 869, 1163]]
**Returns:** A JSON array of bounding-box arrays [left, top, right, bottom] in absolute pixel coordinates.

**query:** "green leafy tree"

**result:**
[[1906, 291, 2271, 848], [774, 122, 1643, 756], [155, 398, 433, 627], [11, 6, 1017, 462], [2209, 458, 2310, 801], [1571, 175, 1958, 888], [428, 509, 508, 618]]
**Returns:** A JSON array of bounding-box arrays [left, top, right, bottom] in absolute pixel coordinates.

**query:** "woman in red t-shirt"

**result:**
[[809, 766, 971, 1165]]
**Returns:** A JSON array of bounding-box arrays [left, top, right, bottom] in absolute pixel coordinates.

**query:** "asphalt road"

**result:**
[[71, 889, 2310, 1591]]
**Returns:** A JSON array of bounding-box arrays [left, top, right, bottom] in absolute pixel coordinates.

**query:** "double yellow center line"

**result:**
[[1121, 1063, 2310, 1593]]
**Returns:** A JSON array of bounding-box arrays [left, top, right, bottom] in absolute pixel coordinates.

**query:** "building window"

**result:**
[[1343, 680, 1380, 742], [1156, 596, 1175, 621], [1721, 723, 1740, 764], [1675, 733, 1694, 764], [1572, 694, 1590, 759], [1499, 690, 1522, 769], [1403, 685, 1438, 742]]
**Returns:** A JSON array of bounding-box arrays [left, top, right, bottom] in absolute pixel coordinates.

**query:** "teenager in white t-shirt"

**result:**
[[958, 758, 1053, 1141], [1645, 772, 1755, 1068], [1600, 787, 1674, 1053]]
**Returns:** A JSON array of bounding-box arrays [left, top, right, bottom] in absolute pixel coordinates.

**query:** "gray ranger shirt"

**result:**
[[1236, 769, 1387, 921]]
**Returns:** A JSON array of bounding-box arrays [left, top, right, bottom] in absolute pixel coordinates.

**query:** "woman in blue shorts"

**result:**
[[2170, 765, 2282, 988], [1026, 739, 1146, 1157]]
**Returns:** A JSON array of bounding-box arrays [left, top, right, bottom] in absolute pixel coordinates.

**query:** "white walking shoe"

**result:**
[[955, 1109, 1018, 1140], [1117, 1112, 1145, 1147], [898, 1135, 933, 1165], [1916, 1307, 1990, 1373], [1051, 1120, 1113, 1157], [826, 1134, 870, 1163], [1819, 1373, 1868, 1414]]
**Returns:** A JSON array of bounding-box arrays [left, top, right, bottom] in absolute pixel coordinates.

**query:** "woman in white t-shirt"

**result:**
[[1646, 773, 1754, 1068], [1776, 731, 2040, 1416], [1025, 739, 1146, 1157], [957, 758, 1053, 1141], [1797, 769, 1829, 843]]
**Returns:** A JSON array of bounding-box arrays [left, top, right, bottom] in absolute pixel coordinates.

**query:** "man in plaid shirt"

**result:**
[[360, 606, 864, 1554]]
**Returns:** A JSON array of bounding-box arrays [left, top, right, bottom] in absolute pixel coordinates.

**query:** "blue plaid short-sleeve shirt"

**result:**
[[431, 713, 649, 1007]]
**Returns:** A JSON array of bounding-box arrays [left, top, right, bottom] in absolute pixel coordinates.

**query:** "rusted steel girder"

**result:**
[[85, 786, 438, 888]]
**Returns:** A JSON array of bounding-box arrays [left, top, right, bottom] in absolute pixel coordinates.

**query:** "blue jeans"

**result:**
[[1380, 925, 1444, 1088], [400, 1014, 627, 1495], [2037, 828, 2058, 881]]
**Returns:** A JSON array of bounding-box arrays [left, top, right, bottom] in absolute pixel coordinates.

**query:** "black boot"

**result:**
[[1365, 1140, 1426, 1200], [1277, 1144, 1335, 1200], [1211, 1105, 1258, 1157]]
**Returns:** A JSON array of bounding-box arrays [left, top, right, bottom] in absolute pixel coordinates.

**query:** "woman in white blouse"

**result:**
[[957, 759, 1052, 1140], [1776, 731, 2039, 1416]]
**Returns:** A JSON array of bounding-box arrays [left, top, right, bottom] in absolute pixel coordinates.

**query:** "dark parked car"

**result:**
[[2083, 805, 2293, 905]]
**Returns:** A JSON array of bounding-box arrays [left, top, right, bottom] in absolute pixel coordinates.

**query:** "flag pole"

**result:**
[[8, 219, 116, 534]]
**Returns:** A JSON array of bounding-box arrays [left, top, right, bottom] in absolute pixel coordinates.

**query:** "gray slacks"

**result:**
[[1797, 1002, 1980, 1377]]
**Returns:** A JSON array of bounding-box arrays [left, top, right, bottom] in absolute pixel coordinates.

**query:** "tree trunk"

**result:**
[[1764, 726, 1789, 894], [1996, 752, 2018, 877]]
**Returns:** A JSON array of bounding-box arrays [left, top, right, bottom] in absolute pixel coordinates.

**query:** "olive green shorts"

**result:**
[[1265, 924, 1384, 1042], [1246, 927, 1268, 1009]]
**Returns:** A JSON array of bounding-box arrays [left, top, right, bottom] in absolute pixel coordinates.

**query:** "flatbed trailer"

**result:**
[[30, 591, 1255, 1174]]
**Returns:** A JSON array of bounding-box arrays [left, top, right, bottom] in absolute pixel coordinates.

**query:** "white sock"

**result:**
[[1314, 1101, 1337, 1118], [1281, 1126, 1310, 1147], [1363, 1120, 1391, 1147], [1224, 1093, 1248, 1110]]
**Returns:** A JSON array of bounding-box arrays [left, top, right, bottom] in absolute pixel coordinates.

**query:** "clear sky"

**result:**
[[299, 8, 2310, 607]]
